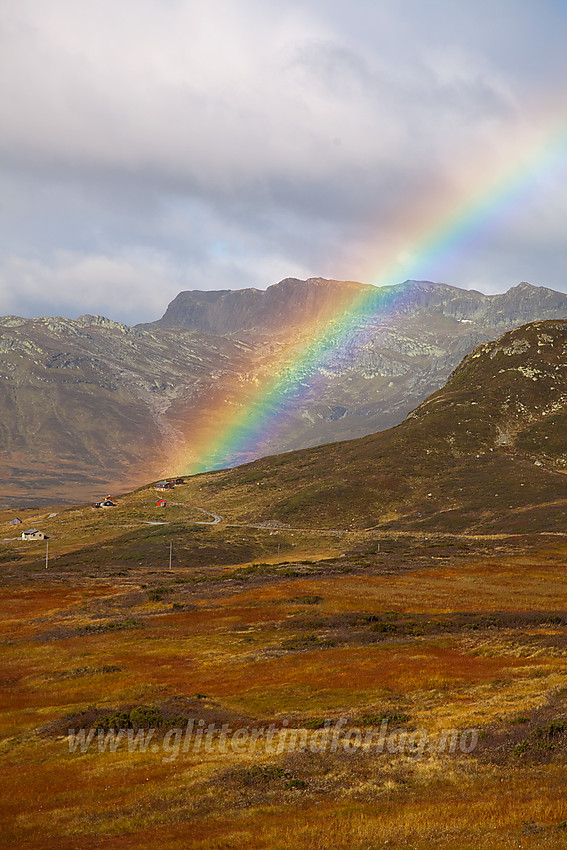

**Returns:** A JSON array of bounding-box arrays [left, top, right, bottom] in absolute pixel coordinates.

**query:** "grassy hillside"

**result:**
[[3, 322, 567, 847], [184, 320, 567, 533], [2, 492, 567, 848]]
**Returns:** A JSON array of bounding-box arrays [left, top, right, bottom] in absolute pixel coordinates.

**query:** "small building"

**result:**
[[173, 477, 185, 485], [21, 529, 48, 541], [156, 498, 167, 508], [93, 499, 117, 509], [9, 518, 22, 527]]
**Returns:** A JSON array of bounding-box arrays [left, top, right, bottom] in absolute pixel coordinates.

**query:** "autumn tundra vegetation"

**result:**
[[2, 319, 567, 848]]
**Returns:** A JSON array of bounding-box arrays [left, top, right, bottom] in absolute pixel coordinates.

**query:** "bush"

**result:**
[[302, 717, 328, 729], [82, 619, 142, 634], [285, 778, 307, 790], [290, 595, 323, 605], [370, 622, 397, 633], [168, 714, 190, 728], [359, 711, 410, 726], [533, 720, 566, 743], [129, 707, 163, 728], [514, 741, 530, 757], [234, 764, 293, 787], [94, 711, 131, 731], [148, 585, 170, 602]]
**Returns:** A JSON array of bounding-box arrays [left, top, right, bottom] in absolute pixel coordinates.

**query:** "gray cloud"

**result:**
[[1, 0, 566, 323]]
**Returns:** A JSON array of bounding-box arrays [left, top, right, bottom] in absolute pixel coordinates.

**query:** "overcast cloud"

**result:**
[[1, 0, 567, 323]]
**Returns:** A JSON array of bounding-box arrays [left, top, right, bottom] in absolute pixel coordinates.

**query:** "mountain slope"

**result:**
[[189, 319, 567, 533], [0, 315, 251, 506], [1, 278, 567, 506], [147, 277, 567, 459]]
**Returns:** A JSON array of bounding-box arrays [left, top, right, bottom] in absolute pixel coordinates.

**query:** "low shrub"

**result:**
[[129, 706, 163, 728]]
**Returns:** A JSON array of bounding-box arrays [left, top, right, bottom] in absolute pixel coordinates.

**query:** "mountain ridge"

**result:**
[[144, 277, 567, 334]]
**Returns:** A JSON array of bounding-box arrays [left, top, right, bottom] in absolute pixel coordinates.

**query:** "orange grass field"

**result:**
[[1, 496, 567, 848]]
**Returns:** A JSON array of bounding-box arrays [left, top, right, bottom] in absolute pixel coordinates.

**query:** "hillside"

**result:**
[[2, 324, 567, 848], [239, 280, 567, 459], [188, 319, 567, 533], [1, 278, 567, 506], [0, 315, 251, 506], [2, 324, 567, 850]]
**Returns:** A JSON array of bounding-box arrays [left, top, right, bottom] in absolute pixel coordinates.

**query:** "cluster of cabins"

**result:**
[[6, 518, 47, 541], [155, 478, 185, 491], [5, 477, 187, 540], [154, 477, 185, 507]]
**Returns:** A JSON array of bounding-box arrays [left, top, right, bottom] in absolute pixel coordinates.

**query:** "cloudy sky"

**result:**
[[1, 0, 567, 324]]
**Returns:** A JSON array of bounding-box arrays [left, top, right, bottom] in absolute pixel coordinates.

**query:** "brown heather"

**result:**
[[1, 319, 567, 847]]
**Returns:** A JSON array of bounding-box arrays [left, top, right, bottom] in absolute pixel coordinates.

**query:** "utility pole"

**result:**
[[45, 540, 49, 569], [169, 541, 173, 570]]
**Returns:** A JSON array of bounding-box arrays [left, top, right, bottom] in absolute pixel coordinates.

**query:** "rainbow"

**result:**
[[177, 105, 567, 476]]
